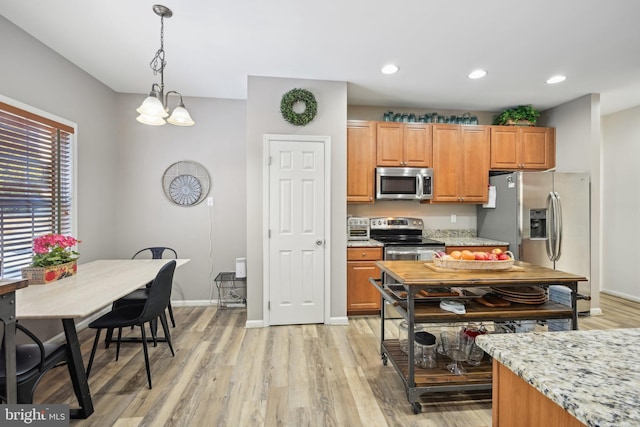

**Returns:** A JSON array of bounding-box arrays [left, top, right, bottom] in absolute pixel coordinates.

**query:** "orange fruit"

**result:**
[[461, 250, 475, 260], [450, 250, 462, 260]]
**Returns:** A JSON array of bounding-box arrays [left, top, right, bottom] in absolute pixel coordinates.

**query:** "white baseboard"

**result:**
[[328, 316, 349, 325], [601, 289, 640, 304], [245, 320, 264, 328], [170, 300, 218, 307]]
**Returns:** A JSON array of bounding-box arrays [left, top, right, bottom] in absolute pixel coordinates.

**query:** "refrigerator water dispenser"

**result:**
[[530, 209, 547, 239]]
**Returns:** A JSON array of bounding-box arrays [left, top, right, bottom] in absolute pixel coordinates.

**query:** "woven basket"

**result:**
[[433, 252, 514, 271]]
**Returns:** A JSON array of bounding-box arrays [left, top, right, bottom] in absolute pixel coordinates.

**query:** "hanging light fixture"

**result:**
[[136, 4, 195, 126]]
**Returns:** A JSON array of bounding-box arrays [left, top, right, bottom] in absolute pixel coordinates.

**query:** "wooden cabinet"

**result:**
[[490, 126, 555, 170], [432, 124, 490, 203], [347, 247, 383, 315], [376, 122, 432, 167], [347, 120, 376, 203], [493, 360, 585, 427]]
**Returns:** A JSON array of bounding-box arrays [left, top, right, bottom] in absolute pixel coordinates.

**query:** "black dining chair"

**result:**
[[0, 323, 68, 403], [86, 260, 176, 389], [125, 247, 178, 327]]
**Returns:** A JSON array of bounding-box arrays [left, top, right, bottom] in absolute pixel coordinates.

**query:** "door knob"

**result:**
[[316, 240, 323, 246]]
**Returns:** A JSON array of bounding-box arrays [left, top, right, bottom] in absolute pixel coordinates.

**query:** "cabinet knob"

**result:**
[[362, 252, 367, 257]]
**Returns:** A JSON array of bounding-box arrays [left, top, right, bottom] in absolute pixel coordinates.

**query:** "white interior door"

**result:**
[[266, 135, 327, 325]]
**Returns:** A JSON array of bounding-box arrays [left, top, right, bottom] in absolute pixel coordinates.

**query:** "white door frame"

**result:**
[[262, 134, 331, 326]]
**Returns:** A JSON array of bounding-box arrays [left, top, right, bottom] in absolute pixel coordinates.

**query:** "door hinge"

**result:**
[[268, 156, 272, 166], [268, 301, 270, 310], [268, 229, 271, 238]]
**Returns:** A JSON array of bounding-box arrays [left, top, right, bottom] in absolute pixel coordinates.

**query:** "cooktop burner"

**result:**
[[369, 217, 444, 247]]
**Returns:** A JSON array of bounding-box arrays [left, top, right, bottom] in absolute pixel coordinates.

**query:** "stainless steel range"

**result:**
[[369, 217, 445, 284]]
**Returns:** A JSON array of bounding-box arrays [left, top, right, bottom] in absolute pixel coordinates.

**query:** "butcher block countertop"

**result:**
[[375, 260, 587, 288], [476, 328, 640, 427]]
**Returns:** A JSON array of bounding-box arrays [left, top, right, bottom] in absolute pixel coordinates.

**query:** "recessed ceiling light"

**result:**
[[381, 64, 399, 75], [468, 69, 487, 79], [546, 75, 567, 84]]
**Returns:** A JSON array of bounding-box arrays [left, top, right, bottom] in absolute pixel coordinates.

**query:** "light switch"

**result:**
[[451, 214, 457, 223]]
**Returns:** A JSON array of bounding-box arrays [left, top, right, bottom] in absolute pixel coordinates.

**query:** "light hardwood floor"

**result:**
[[32, 293, 639, 427]]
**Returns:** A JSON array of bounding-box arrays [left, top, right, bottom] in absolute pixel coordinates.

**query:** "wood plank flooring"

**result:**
[[31, 292, 639, 426]]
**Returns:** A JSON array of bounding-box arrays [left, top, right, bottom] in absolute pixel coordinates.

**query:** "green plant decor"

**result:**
[[492, 105, 540, 126], [280, 88, 318, 126]]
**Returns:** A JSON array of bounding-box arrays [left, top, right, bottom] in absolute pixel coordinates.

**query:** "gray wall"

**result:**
[[1, 16, 248, 340], [539, 94, 602, 314], [246, 76, 348, 325], [601, 106, 640, 301], [113, 94, 247, 302]]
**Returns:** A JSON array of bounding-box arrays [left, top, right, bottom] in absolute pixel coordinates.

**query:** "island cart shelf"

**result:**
[[369, 260, 587, 414]]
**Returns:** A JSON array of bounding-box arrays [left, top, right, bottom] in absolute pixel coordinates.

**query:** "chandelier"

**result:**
[[136, 4, 195, 126]]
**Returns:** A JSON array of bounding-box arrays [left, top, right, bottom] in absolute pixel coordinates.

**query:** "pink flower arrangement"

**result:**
[[31, 233, 80, 267]]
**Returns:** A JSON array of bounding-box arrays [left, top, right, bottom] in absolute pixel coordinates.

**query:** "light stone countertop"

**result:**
[[475, 328, 640, 427], [432, 237, 509, 247], [347, 239, 384, 248]]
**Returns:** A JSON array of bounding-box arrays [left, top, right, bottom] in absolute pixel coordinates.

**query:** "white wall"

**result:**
[[246, 76, 348, 325], [540, 94, 602, 314], [601, 107, 640, 301]]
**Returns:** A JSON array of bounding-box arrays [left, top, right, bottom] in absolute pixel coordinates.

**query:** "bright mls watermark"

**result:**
[[2, 405, 69, 426]]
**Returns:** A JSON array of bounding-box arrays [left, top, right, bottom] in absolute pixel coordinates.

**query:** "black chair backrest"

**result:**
[[136, 260, 177, 324], [132, 247, 177, 260], [0, 323, 45, 375]]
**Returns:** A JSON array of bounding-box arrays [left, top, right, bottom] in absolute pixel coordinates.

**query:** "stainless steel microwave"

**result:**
[[375, 167, 434, 200]]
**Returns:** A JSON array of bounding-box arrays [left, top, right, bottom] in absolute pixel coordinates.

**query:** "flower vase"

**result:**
[[21, 260, 78, 285]]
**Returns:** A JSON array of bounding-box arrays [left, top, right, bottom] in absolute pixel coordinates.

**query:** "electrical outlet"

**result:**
[[207, 197, 213, 206], [451, 214, 457, 223]]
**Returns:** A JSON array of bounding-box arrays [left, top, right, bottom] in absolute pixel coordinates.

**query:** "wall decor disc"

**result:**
[[162, 160, 210, 206]]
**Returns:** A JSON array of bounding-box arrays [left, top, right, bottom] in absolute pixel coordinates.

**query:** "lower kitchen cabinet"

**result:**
[[347, 247, 383, 315], [493, 360, 585, 427]]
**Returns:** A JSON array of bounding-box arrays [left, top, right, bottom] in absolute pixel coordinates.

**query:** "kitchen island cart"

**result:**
[[370, 260, 587, 414]]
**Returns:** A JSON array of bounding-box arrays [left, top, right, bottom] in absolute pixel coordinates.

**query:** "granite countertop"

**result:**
[[433, 237, 509, 247], [347, 239, 384, 248], [475, 328, 640, 427]]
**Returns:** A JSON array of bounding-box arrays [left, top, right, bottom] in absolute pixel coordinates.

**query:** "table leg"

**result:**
[[62, 318, 94, 419], [0, 293, 17, 404]]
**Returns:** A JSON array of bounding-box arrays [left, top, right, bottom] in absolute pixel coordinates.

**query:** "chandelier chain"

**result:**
[[150, 14, 166, 76]]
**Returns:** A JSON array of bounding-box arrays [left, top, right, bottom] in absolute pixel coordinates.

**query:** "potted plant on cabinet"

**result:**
[[492, 105, 540, 126]]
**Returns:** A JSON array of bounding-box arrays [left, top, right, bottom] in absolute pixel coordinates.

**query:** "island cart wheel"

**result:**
[[412, 402, 422, 414], [381, 353, 388, 365]]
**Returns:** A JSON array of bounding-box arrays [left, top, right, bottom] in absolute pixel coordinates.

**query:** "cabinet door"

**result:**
[[432, 124, 461, 202], [347, 261, 381, 315], [520, 127, 552, 169], [347, 121, 376, 203], [403, 123, 432, 167], [459, 126, 490, 202], [490, 126, 519, 169], [376, 122, 404, 166]]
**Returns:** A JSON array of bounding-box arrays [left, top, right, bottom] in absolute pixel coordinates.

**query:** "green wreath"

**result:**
[[280, 88, 318, 126]]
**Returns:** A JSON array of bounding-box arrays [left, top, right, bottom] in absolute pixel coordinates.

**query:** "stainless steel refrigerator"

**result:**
[[477, 171, 591, 313]]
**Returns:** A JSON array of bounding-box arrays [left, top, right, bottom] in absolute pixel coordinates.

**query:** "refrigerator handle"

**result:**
[[545, 192, 555, 261], [554, 191, 563, 262]]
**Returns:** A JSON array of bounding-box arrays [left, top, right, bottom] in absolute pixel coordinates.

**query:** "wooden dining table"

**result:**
[[15, 258, 190, 419]]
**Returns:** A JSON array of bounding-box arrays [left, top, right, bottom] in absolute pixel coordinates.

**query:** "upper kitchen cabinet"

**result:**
[[376, 122, 432, 167], [347, 120, 377, 203], [490, 126, 556, 170], [431, 124, 490, 203]]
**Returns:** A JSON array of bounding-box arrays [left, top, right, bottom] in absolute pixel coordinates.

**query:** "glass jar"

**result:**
[[463, 322, 487, 366], [414, 331, 437, 368], [399, 321, 423, 354]]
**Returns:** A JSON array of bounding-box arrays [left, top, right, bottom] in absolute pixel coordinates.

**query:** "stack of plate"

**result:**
[[490, 286, 547, 305]]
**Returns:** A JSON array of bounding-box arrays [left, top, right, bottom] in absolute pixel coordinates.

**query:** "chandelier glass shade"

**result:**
[[136, 5, 195, 127]]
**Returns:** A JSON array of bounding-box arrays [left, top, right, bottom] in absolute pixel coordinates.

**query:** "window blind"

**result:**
[[0, 101, 75, 278]]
